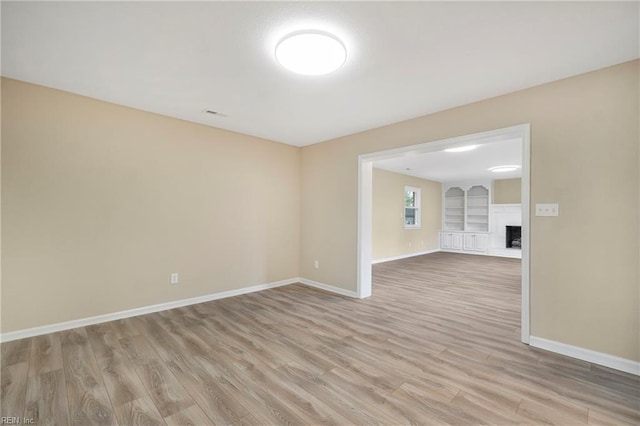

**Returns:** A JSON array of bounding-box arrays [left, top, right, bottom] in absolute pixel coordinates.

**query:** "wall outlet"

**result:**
[[408, 242, 412, 247], [535, 203, 559, 217], [313, 260, 319, 269], [170, 273, 179, 285]]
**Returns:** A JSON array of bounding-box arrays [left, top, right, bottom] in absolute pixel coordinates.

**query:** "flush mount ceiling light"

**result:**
[[489, 165, 520, 173], [444, 145, 477, 153], [275, 31, 346, 75]]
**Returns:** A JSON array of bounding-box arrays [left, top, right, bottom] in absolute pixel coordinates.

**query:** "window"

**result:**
[[404, 186, 421, 228]]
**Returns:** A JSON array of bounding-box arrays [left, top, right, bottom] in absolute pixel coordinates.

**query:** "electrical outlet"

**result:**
[[170, 273, 179, 284], [313, 260, 319, 269], [535, 203, 559, 217]]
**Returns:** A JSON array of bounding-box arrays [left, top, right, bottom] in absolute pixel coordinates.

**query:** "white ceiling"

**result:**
[[373, 138, 522, 183], [2, 2, 638, 147]]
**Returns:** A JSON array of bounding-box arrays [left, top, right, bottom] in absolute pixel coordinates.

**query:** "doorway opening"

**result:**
[[357, 124, 531, 344]]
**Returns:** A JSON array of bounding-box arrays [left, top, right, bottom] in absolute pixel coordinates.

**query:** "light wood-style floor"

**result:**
[[2, 252, 639, 425]]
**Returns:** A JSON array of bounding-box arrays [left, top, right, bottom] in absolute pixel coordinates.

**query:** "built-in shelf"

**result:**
[[443, 187, 465, 231], [442, 183, 490, 233], [442, 182, 490, 253]]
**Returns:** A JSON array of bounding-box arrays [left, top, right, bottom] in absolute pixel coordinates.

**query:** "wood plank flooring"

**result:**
[[2, 252, 639, 425]]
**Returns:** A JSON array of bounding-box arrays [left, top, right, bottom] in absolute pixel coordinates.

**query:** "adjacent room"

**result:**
[[1, 2, 639, 425], [371, 136, 524, 263]]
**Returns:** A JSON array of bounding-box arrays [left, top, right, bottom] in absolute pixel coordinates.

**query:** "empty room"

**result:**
[[1, 2, 639, 425]]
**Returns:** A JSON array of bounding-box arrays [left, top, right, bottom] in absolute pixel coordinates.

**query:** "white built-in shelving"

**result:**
[[465, 185, 489, 232], [443, 187, 465, 231], [442, 182, 490, 233], [441, 181, 491, 255]]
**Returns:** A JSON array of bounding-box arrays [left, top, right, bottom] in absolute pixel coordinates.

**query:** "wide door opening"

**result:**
[[357, 124, 531, 343]]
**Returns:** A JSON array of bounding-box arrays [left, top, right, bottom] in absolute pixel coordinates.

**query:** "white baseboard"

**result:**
[[5, 279, 636, 377], [530, 336, 640, 376], [439, 249, 487, 256], [372, 249, 440, 264], [487, 248, 522, 259], [298, 278, 359, 298], [0, 278, 298, 343]]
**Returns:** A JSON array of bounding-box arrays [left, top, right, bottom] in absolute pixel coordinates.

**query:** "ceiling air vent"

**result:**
[[203, 109, 227, 117]]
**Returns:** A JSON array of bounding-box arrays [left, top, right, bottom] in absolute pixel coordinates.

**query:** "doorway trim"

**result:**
[[357, 124, 531, 344]]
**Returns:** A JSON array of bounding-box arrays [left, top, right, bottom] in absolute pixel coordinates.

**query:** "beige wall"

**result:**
[[1, 78, 300, 333], [3, 61, 639, 364], [300, 60, 639, 361], [493, 178, 522, 204], [372, 169, 441, 260]]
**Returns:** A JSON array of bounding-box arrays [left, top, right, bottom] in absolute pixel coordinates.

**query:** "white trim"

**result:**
[[358, 124, 531, 343], [491, 203, 522, 207], [298, 278, 359, 298], [0, 278, 298, 343], [487, 248, 522, 259], [520, 124, 531, 344], [0, 276, 362, 343], [530, 336, 640, 376], [357, 160, 373, 298], [439, 249, 489, 257], [358, 125, 527, 162], [403, 185, 421, 229], [372, 249, 440, 264]]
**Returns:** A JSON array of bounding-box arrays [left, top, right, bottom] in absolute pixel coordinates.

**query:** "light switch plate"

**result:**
[[535, 203, 559, 217]]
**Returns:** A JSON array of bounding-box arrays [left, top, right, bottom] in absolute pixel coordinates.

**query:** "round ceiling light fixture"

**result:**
[[489, 165, 520, 173], [444, 145, 477, 153], [275, 31, 347, 75]]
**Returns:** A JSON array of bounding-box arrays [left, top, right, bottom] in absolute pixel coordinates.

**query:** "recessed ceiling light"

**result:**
[[489, 165, 520, 173], [275, 31, 347, 76], [444, 145, 477, 153]]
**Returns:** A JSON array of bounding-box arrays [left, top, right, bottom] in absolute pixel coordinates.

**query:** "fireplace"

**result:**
[[506, 226, 522, 249]]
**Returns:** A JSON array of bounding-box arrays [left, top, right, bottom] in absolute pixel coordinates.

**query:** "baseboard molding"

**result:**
[[298, 278, 359, 298], [439, 249, 488, 256], [530, 336, 640, 376], [487, 248, 522, 259], [371, 249, 440, 264], [0, 278, 298, 343]]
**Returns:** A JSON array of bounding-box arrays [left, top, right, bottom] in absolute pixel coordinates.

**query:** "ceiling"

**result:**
[[373, 138, 522, 183], [2, 2, 638, 147]]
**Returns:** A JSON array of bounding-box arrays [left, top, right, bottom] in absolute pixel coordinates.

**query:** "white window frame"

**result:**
[[404, 186, 421, 229]]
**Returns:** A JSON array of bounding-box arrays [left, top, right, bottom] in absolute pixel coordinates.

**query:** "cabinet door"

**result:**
[[463, 234, 475, 251], [442, 232, 464, 250], [441, 232, 452, 249], [474, 234, 488, 252], [452, 233, 463, 250]]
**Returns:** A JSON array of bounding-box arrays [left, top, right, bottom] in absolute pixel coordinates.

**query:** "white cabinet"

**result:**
[[441, 232, 463, 250], [475, 233, 488, 252], [463, 234, 475, 251], [463, 233, 488, 252], [441, 231, 486, 253]]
